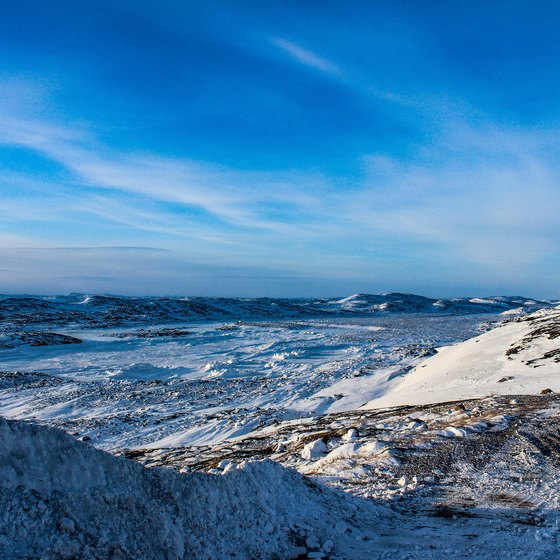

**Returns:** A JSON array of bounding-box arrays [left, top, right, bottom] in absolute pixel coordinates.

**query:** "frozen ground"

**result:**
[[128, 394, 560, 559], [3, 393, 560, 558], [0, 314, 503, 450], [1, 416, 379, 560], [1, 293, 559, 558]]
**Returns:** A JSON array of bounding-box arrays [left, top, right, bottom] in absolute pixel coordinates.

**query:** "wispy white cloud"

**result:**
[[335, 119, 560, 270], [0, 111, 331, 237], [271, 38, 340, 75], [2, 108, 560, 274]]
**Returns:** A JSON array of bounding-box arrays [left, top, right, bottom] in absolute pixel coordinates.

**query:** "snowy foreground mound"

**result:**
[[364, 306, 560, 408], [0, 417, 374, 560]]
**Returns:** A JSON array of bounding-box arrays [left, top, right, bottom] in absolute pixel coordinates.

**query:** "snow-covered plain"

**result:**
[[1, 293, 560, 559], [0, 293, 520, 450]]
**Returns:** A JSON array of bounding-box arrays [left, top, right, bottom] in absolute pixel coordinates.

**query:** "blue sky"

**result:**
[[0, 1, 559, 297]]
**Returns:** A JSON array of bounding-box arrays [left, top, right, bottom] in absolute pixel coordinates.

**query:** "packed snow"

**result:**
[[0, 416, 383, 559]]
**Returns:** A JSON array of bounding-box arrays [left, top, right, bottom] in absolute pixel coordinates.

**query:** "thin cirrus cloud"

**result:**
[[0, 111, 331, 237], [0, 109, 357, 280], [2, 105, 559, 278], [271, 38, 341, 76]]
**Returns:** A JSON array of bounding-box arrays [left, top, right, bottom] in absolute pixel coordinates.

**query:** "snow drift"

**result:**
[[364, 307, 560, 408], [0, 417, 373, 559]]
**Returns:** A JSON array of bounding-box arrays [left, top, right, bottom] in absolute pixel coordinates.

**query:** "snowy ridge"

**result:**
[[363, 306, 560, 408], [0, 292, 553, 329]]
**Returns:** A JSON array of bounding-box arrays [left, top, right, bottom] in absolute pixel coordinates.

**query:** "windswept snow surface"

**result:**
[[1, 292, 531, 450], [363, 306, 560, 409]]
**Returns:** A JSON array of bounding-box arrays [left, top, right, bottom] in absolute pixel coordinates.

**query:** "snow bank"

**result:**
[[0, 417, 373, 559], [363, 308, 560, 409]]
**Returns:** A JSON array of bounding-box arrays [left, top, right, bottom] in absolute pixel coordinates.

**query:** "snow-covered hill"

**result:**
[[363, 307, 560, 408], [324, 293, 549, 315]]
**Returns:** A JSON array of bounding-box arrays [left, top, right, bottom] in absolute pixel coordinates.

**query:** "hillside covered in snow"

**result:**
[[363, 306, 560, 408]]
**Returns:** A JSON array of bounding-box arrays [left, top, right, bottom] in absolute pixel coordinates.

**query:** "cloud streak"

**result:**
[[0, 111, 333, 236], [271, 38, 340, 75]]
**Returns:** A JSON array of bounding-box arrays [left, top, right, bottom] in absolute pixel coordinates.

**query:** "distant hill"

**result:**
[[0, 292, 555, 329]]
